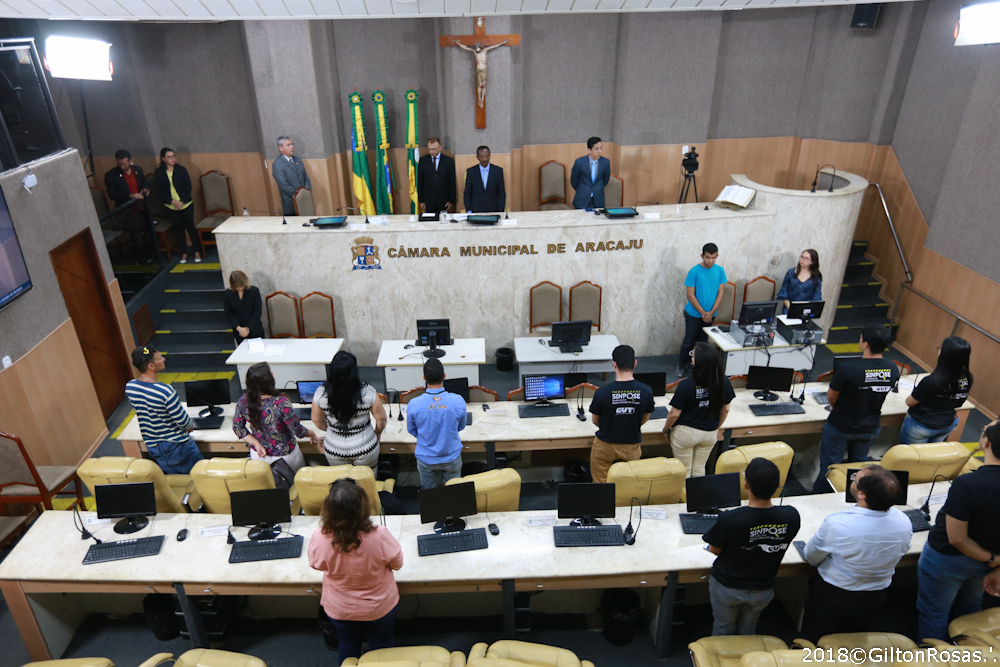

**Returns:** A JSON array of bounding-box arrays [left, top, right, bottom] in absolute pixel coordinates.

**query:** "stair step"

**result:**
[[155, 331, 234, 348], [163, 289, 227, 307], [849, 241, 868, 258], [169, 262, 223, 273], [164, 270, 225, 288], [838, 283, 883, 302], [155, 321, 233, 334], [844, 262, 876, 280]]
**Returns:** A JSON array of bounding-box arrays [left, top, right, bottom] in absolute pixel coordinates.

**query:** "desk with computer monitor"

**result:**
[[513, 326, 619, 385], [704, 300, 825, 376], [377, 320, 486, 390]]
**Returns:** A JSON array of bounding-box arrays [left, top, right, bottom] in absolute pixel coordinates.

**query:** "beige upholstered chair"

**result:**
[[295, 465, 395, 515], [446, 468, 521, 512], [812, 633, 918, 656], [138, 649, 266, 667], [607, 457, 686, 506], [826, 441, 974, 493], [293, 187, 315, 216], [568, 280, 602, 331], [469, 386, 499, 402], [25, 659, 115, 667], [0, 430, 85, 513], [739, 651, 814, 667], [714, 281, 737, 325], [197, 171, 235, 248], [715, 442, 794, 500], [947, 608, 1000, 648], [300, 291, 336, 338], [341, 646, 465, 667], [469, 641, 594, 667], [401, 387, 425, 404], [530, 281, 562, 332], [266, 291, 302, 338], [744, 276, 777, 304], [78, 457, 200, 514], [689, 636, 789, 667], [565, 382, 599, 400], [605, 174, 624, 208], [539, 160, 572, 211], [189, 458, 294, 514]]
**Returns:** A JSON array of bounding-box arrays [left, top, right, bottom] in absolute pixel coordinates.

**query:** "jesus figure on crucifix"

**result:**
[[453, 40, 509, 107]]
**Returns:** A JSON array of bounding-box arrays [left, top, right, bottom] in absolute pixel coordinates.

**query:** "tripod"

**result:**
[[678, 171, 699, 204]]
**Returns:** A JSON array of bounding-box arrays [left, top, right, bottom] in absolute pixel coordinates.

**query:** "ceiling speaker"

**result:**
[[851, 3, 882, 30]]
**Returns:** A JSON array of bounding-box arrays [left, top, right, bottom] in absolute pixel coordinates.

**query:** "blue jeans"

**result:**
[[147, 437, 203, 474], [899, 414, 959, 445], [323, 604, 398, 664], [678, 312, 708, 369], [917, 543, 991, 641], [416, 455, 463, 490], [812, 423, 880, 493]]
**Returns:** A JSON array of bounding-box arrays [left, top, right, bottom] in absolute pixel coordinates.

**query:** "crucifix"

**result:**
[[440, 17, 520, 129]]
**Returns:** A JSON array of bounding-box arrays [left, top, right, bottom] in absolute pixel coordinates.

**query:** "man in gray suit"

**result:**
[[272, 136, 311, 216]]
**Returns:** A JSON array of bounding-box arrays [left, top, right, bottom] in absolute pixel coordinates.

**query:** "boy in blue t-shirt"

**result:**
[[677, 243, 727, 377]]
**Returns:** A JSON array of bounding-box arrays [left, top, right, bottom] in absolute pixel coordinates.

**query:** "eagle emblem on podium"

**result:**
[[351, 237, 381, 270]]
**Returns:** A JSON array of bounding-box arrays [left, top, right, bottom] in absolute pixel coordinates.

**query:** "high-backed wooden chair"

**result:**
[[539, 160, 572, 211], [197, 170, 235, 248], [714, 281, 737, 325], [144, 185, 178, 261], [294, 187, 315, 216], [469, 386, 499, 402], [529, 281, 562, 332], [507, 387, 525, 401], [729, 375, 748, 389], [565, 383, 599, 400], [893, 360, 911, 376], [568, 280, 602, 331], [266, 291, 302, 338], [605, 174, 624, 208], [817, 370, 833, 382], [90, 186, 111, 218], [401, 387, 425, 404], [744, 276, 776, 304], [0, 431, 85, 513], [300, 291, 336, 338], [666, 380, 681, 394]]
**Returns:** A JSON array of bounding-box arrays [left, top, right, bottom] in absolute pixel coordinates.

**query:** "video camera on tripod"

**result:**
[[682, 149, 699, 175], [679, 147, 700, 204]]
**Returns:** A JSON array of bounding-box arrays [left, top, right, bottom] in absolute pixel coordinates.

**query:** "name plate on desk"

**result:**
[[350, 223, 367, 230], [85, 516, 112, 526], [501, 219, 517, 226], [643, 212, 661, 219], [199, 526, 230, 538], [639, 508, 667, 520], [526, 516, 557, 527]]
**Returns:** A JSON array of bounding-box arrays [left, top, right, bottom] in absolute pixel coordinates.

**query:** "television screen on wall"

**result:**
[[0, 184, 31, 310]]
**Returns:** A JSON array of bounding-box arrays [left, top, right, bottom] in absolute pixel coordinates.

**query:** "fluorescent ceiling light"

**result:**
[[45, 36, 112, 80], [955, 1, 1000, 46]]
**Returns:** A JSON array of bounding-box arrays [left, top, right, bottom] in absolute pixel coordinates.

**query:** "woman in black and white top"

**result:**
[[311, 351, 387, 469]]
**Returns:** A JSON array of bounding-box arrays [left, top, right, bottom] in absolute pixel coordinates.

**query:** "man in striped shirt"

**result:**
[[124, 346, 203, 474]]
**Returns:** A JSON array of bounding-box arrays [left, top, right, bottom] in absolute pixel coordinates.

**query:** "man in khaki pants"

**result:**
[[588, 345, 655, 483]]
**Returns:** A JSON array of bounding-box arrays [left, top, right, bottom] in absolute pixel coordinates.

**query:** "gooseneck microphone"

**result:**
[[338, 206, 369, 224], [920, 474, 950, 521], [244, 208, 288, 225], [810, 165, 837, 193]]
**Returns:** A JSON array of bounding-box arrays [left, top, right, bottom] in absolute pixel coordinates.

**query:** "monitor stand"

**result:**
[[423, 333, 447, 359], [552, 341, 583, 354], [753, 390, 779, 402], [569, 516, 602, 527], [114, 515, 149, 535], [248, 523, 281, 541], [199, 405, 223, 417], [434, 517, 466, 534]]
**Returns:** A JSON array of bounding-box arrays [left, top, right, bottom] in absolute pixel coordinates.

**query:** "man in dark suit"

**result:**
[[272, 135, 311, 216], [463, 146, 505, 213], [104, 148, 150, 209], [417, 137, 456, 214], [570, 137, 611, 209]]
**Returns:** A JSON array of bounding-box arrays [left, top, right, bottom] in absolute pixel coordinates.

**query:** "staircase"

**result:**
[[827, 241, 898, 354], [153, 262, 234, 373]]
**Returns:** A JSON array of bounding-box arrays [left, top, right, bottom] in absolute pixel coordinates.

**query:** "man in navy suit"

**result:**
[[463, 146, 506, 213], [272, 136, 311, 216], [570, 137, 611, 209]]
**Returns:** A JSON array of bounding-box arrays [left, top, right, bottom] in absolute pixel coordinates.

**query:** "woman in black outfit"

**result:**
[[154, 147, 202, 263], [224, 270, 265, 346]]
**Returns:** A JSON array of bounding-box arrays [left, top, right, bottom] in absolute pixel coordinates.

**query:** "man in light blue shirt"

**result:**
[[406, 359, 467, 489], [677, 243, 727, 377]]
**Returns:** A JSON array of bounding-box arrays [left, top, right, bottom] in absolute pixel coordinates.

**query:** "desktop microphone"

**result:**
[[636, 201, 660, 206], [624, 497, 641, 545], [920, 474, 950, 521], [810, 165, 837, 193], [244, 208, 289, 225], [794, 368, 811, 405], [338, 206, 370, 224]]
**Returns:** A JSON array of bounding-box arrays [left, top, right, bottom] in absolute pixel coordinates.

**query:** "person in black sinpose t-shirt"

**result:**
[[588, 345, 654, 483], [901, 336, 972, 444], [704, 458, 800, 635], [813, 323, 898, 493]]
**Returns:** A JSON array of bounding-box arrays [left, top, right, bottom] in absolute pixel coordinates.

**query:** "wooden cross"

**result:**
[[440, 17, 520, 129]]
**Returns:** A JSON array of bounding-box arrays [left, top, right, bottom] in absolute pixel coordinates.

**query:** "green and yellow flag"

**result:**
[[372, 90, 394, 215], [405, 90, 419, 214], [349, 92, 375, 216]]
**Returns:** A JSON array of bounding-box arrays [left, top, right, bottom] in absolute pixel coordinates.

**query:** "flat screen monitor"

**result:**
[[844, 469, 909, 506], [0, 183, 31, 311], [416, 319, 451, 347], [833, 354, 863, 375], [523, 374, 565, 402], [443, 377, 470, 403], [787, 300, 825, 321], [551, 321, 592, 347], [231, 488, 292, 540], [738, 300, 779, 326], [557, 483, 616, 526], [185, 379, 231, 417], [418, 482, 478, 533], [312, 216, 347, 227], [746, 365, 794, 401], [633, 372, 667, 397], [95, 482, 157, 535], [563, 372, 587, 391], [296, 380, 323, 404], [686, 473, 742, 514]]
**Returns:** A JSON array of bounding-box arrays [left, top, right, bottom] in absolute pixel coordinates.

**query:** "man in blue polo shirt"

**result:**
[[406, 358, 467, 489], [678, 243, 727, 377]]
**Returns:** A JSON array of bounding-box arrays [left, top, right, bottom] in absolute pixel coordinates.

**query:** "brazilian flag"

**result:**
[[372, 90, 394, 215], [405, 90, 419, 214], [349, 92, 375, 216]]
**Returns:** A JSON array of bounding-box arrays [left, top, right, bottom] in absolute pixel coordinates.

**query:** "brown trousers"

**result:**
[[590, 436, 641, 483]]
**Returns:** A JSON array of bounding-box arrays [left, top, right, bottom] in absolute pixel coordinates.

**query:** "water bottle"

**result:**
[[243, 207, 249, 219]]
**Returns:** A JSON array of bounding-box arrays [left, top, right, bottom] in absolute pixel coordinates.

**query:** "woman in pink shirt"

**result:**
[[308, 478, 403, 662]]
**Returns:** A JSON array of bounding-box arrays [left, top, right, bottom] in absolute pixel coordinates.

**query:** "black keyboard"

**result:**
[[553, 525, 625, 547], [467, 412, 473, 427], [192, 416, 225, 430], [83, 535, 164, 564], [518, 404, 571, 419], [417, 528, 489, 557], [749, 402, 806, 417], [294, 407, 312, 421], [812, 393, 829, 405], [229, 535, 303, 563], [650, 406, 669, 420], [905, 509, 932, 532], [680, 513, 719, 535]]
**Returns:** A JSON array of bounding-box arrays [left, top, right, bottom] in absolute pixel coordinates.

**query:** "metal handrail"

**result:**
[[890, 282, 1000, 346], [869, 183, 912, 283]]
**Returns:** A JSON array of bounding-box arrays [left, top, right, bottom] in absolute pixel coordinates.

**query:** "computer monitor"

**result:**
[[844, 469, 909, 506], [685, 473, 742, 514], [633, 372, 667, 397], [230, 488, 292, 541], [296, 380, 323, 404], [443, 377, 470, 403], [550, 321, 592, 353], [418, 482, 478, 533], [833, 354, 863, 375], [416, 319, 452, 359], [185, 379, 231, 417], [746, 365, 794, 402], [738, 301, 779, 326], [95, 482, 157, 535], [786, 300, 825, 321], [563, 372, 587, 390], [557, 483, 616, 526], [523, 374, 566, 402]]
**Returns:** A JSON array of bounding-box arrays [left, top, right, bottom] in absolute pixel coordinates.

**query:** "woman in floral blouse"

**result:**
[[233, 362, 320, 473]]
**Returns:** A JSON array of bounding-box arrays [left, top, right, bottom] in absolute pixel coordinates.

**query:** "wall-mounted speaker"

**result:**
[[851, 3, 882, 30]]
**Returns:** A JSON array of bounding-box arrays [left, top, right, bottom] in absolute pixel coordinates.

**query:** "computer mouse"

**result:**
[[488, 523, 500, 536], [404, 344, 414, 349], [482, 403, 489, 411], [711, 327, 720, 334], [302, 222, 312, 227], [176, 529, 188, 542]]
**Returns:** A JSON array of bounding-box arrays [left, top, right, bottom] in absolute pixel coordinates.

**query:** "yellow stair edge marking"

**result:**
[[826, 343, 861, 354], [160, 309, 176, 313], [868, 282, 881, 286], [110, 410, 136, 439], [170, 262, 221, 273], [164, 289, 180, 293], [837, 305, 852, 309], [859, 261, 874, 266], [155, 330, 170, 334], [830, 326, 848, 331], [877, 303, 889, 307]]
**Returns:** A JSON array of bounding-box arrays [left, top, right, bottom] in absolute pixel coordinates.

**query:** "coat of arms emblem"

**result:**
[[351, 237, 381, 270]]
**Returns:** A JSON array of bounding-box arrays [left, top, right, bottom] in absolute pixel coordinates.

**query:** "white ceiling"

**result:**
[[0, 0, 916, 20]]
